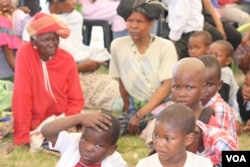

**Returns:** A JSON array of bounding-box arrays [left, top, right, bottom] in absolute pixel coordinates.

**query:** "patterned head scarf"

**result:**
[[26, 12, 70, 38], [117, 0, 167, 21]]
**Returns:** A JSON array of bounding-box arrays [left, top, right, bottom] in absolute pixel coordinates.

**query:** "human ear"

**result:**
[[225, 56, 232, 66], [185, 132, 194, 146], [218, 80, 223, 90], [107, 144, 117, 156]]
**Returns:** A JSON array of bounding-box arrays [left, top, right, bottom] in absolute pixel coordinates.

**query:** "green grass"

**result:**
[[0, 134, 149, 167], [0, 64, 249, 167], [117, 135, 150, 167], [0, 132, 249, 167]]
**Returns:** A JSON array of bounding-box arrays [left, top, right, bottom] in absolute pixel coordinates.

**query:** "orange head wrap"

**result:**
[[26, 12, 70, 38]]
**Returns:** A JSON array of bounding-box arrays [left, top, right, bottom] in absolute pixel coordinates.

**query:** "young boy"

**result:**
[[237, 69, 250, 132], [208, 40, 242, 133], [41, 112, 127, 167], [136, 103, 213, 167], [187, 120, 238, 167], [199, 55, 238, 141], [188, 31, 212, 58], [171, 57, 219, 126]]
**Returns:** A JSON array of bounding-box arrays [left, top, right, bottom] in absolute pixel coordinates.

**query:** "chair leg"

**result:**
[[84, 25, 93, 45], [103, 24, 113, 52]]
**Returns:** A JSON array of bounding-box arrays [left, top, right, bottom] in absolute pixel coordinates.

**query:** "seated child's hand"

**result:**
[[235, 120, 243, 136], [243, 119, 250, 132]]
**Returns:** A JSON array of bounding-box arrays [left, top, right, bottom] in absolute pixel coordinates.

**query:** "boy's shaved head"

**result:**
[[173, 57, 206, 84], [156, 103, 196, 134]]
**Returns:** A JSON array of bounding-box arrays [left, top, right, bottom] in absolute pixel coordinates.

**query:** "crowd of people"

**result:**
[[0, 0, 250, 166]]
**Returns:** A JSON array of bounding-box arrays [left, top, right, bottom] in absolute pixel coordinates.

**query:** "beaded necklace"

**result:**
[[130, 36, 155, 94]]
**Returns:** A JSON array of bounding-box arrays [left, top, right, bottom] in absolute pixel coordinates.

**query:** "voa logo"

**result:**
[[226, 155, 247, 162]]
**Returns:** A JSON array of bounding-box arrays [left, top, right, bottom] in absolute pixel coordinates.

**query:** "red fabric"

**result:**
[[13, 42, 84, 145], [197, 121, 238, 165], [0, 16, 22, 49], [205, 93, 238, 142], [208, 115, 220, 128], [218, 0, 233, 6], [74, 158, 101, 167], [26, 13, 70, 38]]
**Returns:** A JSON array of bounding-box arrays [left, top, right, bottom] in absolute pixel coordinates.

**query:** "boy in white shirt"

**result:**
[[41, 111, 127, 167], [136, 103, 213, 167]]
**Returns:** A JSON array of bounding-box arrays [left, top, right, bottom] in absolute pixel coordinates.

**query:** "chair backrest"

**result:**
[[237, 23, 250, 34]]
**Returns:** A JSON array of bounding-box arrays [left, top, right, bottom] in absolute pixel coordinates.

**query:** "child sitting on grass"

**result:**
[[208, 40, 242, 133], [188, 30, 212, 58], [237, 69, 250, 132], [170, 58, 219, 126], [188, 33, 242, 135], [41, 111, 127, 167], [187, 120, 238, 167], [137, 103, 213, 167], [142, 58, 220, 146], [199, 55, 238, 141]]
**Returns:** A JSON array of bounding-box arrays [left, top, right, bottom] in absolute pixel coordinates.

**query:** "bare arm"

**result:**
[[202, 0, 226, 39], [77, 59, 106, 72], [232, 0, 241, 3], [119, 79, 130, 113], [137, 79, 172, 117], [41, 112, 112, 146], [127, 79, 172, 134], [2, 46, 15, 71]]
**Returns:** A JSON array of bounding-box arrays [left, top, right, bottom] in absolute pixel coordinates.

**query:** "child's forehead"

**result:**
[[82, 127, 111, 139], [174, 66, 204, 78], [210, 43, 226, 51], [155, 121, 183, 134]]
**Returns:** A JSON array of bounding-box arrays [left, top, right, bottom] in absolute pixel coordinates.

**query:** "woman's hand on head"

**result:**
[[80, 111, 112, 132]]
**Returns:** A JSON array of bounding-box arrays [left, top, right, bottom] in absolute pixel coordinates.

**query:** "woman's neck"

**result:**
[[132, 35, 153, 55]]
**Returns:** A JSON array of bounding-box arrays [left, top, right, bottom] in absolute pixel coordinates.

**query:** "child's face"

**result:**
[[238, 52, 250, 75], [153, 121, 193, 164], [172, 68, 204, 109], [200, 67, 222, 105], [242, 72, 250, 101], [78, 128, 115, 165], [208, 43, 231, 67], [188, 36, 208, 58]]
